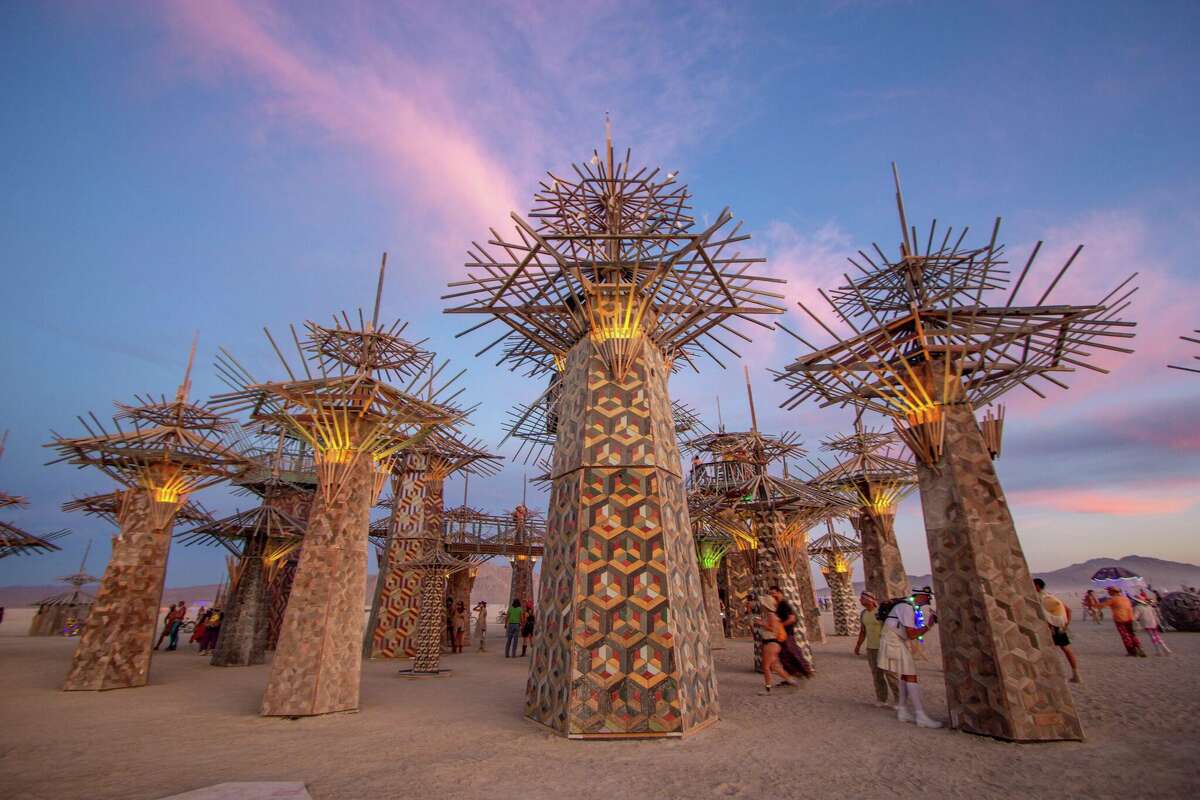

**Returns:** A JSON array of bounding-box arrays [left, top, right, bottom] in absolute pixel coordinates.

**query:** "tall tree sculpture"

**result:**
[[366, 430, 500, 660], [444, 125, 785, 737], [176, 434, 313, 667], [807, 524, 863, 636], [692, 519, 734, 649], [0, 431, 69, 558], [211, 256, 461, 717], [805, 424, 915, 603], [775, 166, 1138, 742], [48, 343, 246, 690]]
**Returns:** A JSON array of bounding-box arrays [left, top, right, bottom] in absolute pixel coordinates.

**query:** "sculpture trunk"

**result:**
[[211, 531, 269, 666], [789, 543, 825, 645], [448, 569, 475, 648], [699, 565, 726, 649], [266, 556, 297, 651], [720, 551, 754, 638], [366, 463, 428, 659], [824, 569, 858, 636], [852, 506, 909, 602], [63, 488, 171, 691], [261, 455, 373, 717], [916, 388, 1083, 741], [411, 570, 449, 673], [750, 513, 813, 672], [524, 335, 718, 738], [509, 557, 534, 608]]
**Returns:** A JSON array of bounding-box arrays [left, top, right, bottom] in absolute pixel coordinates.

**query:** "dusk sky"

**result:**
[[2, 1, 1197, 591]]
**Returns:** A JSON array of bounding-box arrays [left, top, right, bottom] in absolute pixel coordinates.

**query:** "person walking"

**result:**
[[853, 591, 898, 707], [757, 596, 800, 694], [768, 586, 797, 639], [520, 600, 535, 657], [167, 602, 188, 651], [504, 599, 523, 658], [452, 601, 467, 654], [1134, 596, 1171, 656], [155, 602, 182, 650], [198, 609, 222, 655], [190, 606, 209, 648], [473, 601, 488, 652], [1097, 586, 1145, 656], [1082, 590, 1102, 623], [877, 587, 942, 729], [1034, 579, 1080, 683]]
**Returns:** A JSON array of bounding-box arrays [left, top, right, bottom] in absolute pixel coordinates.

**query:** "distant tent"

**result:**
[[1090, 566, 1145, 592], [28, 542, 98, 637]]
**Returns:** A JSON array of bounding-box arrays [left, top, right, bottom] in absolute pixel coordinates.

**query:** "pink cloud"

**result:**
[[1012, 477, 1199, 516]]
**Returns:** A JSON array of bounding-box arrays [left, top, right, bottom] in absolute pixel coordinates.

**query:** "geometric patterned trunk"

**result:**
[[852, 504, 909, 603], [750, 513, 814, 673], [789, 541, 825, 645], [261, 455, 373, 717], [366, 463, 428, 659], [63, 489, 171, 691], [411, 570, 449, 673], [699, 566, 726, 649], [524, 336, 719, 738], [720, 551, 754, 639], [917, 400, 1083, 741], [823, 568, 858, 637], [266, 555, 298, 651], [211, 531, 269, 666], [509, 558, 534, 609]]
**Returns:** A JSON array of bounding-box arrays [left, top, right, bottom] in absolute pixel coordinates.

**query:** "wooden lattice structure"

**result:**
[[774, 166, 1140, 742], [804, 423, 915, 603], [0, 431, 68, 558], [445, 124, 786, 738], [807, 524, 863, 636], [395, 548, 471, 676], [211, 255, 462, 717], [47, 343, 247, 691]]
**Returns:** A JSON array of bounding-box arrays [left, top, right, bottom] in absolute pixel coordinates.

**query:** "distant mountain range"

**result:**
[[2, 555, 1197, 608]]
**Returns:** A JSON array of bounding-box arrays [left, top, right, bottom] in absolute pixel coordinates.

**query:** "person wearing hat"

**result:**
[[854, 591, 898, 707], [1096, 586, 1146, 657], [877, 586, 941, 728]]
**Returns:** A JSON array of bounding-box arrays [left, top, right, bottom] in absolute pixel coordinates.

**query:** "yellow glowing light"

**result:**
[[154, 487, 181, 504], [904, 403, 942, 427], [590, 319, 641, 343], [322, 448, 353, 464], [552, 354, 567, 372]]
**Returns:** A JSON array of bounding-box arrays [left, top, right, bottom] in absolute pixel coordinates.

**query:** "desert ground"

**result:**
[[0, 607, 1196, 800]]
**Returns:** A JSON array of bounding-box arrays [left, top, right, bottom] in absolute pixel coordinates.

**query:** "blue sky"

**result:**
[[2, 1, 1198, 589]]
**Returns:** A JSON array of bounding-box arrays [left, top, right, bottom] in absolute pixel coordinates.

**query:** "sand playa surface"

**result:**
[[0, 613, 1196, 800]]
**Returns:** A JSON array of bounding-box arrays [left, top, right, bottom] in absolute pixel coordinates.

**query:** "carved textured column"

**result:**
[[211, 531, 269, 666], [261, 455, 373, 717], [411, 569, 450, 673], [509, 557, 534, 608], [524, 336, 718, 738], [699, 566, 726, 649], [64, 489, 171, 691], [367, 462, 427, 658], [266, 555, 297, 651], [751, 513, 813, 672], [789, 540, 825, 645], [853, 500, 909, 602], [823, 568, 858, 637], [917, 389, 1082, 741], [720, 551, 754, 639]]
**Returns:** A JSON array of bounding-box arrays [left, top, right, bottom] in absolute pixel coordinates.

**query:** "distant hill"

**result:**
[[3, 555, 1194, 609]]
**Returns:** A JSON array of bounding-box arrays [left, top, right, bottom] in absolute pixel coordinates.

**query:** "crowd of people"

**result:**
[[152, 602, 222, 655]]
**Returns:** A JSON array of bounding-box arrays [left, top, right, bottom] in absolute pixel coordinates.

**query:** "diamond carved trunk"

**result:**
[[367, 464, 428, 659], [63, 488, 172, 691], [524, 335, 719, 738], [211, 531, 269, 666], [750, 513, 813, 673], [720, 551, 754, 639], [917, 400, 1083, 742], [699, 566, 726, 649], [788, 539, 825, 645], [824, 569, 858, 637], [852, 506, 909, 602], [509, 558, 534, 609], [261, 455, 373, 717]]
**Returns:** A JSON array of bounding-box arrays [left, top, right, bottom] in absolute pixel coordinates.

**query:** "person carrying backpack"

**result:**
[[877, 586, 942, 729]]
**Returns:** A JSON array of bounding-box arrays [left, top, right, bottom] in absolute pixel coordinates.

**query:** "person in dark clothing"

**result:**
[[769, 586, 797, 637]]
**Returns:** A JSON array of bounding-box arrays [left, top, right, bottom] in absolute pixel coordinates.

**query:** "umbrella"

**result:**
[[1090, 566, 1146, 592]]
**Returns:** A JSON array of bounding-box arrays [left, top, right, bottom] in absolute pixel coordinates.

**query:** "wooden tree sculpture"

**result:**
[[692, 519, 734, 649], [445, 125, 786, 738], [805, 423, 915, 603], [807, 523, 863, 636], [503, 499, 545, 611], [686, 387, 854, 672], [176, 434, 313, 667], [0, 431, 68, 558], [211, 256, 461, 717], [29, 541, 99, 636], [396, 548, 471, 675], [775, 166, 1138, 742], [1168, 329, 1199, 374], [366, 429, 500, 661], [47, 343, 246, 691]]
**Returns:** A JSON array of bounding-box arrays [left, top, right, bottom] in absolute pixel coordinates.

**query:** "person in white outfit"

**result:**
[[877, 586, 942, 729], [1134, 597, 1171, 656]]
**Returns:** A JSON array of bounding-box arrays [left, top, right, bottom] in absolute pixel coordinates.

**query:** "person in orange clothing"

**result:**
[[1097, 586, 1146, 657]]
